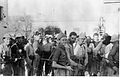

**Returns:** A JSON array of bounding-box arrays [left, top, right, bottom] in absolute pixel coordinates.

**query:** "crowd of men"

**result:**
[[0, 30, 119, 76]]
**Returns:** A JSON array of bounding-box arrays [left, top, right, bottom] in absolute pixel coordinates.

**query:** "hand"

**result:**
[[14, 58, 18, 62], [66, 66, 73, 71], [113, 66, 118, 71], [19, 49, 22, 53], [77, 64, 84, 69]]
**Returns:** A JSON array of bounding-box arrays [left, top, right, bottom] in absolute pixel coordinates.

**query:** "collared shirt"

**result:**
[[74, 43, 88, 65], [52, 44, 70, 66], [74, 44, 86, 57]]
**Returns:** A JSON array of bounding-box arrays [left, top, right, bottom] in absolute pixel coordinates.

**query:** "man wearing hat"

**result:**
[[108, 34, 119, 76], [0, 34, 13, 76], [52, 32, 73, 76], [74, 32, 88, 76]]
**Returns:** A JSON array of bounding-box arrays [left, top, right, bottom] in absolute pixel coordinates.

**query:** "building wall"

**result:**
[[0, 0, 8, 43]]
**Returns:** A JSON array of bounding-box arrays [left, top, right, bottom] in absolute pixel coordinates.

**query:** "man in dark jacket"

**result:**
[[11, 35, 27, 76]]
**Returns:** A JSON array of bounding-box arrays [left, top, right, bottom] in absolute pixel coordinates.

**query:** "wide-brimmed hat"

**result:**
[[110, 34, 119, 42], [78, 32, 86, 39]]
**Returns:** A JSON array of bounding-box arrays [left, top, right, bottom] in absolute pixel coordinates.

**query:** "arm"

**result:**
[[93, 41, 103, 54], [84, 51, 88, 66], [52, 61, 67, 69], [65, 47, 78, 66], [108, 45, 117, 67], [25, 45, 32, 64]]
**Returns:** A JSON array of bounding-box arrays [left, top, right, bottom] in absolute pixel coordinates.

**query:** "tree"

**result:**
[[45, 26, 61, 35], [12, 15, 33, 39]]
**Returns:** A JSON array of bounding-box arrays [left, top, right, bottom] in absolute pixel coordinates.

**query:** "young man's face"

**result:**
[[78, 38, 85, 45], [69, 35, 77, 43], [93, 35, 99, 42], [60, 37, 67, 45]]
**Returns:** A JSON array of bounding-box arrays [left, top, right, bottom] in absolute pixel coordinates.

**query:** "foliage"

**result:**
[[45, 26, 61, 35]]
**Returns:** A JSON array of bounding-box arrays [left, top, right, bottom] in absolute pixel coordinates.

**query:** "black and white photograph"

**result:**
[[0, 0, 119, 76]]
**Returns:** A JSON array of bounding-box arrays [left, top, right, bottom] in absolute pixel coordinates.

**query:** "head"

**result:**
[[69, 32, 77, 43], [3, 34, 11, 45], [15, 37, 22, 44], [3, 37, 10, 45], [34, 34, 40, 41], [93, 33, 99, 42], [101, 33, 109, 40], [77, 32, 86, 45], [102, 35, 111, 45], [59, 36, 67, 45], [86, 36, 92, 47], [57, 33, 67, 45]]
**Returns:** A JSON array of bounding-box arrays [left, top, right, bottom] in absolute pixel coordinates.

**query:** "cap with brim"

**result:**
[[110, 34, 119, 42], [57, 33, 66, 40]]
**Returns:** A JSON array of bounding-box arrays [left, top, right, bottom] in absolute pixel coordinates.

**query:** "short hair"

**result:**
[[93, 33, 99, 37], [69, 32, 77, 37]]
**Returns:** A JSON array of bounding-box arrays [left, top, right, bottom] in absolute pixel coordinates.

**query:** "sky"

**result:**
[[7, 0, 120, 36]]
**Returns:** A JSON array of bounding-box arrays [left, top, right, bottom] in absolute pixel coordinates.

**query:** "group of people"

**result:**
[[0, 30, 119, 76]]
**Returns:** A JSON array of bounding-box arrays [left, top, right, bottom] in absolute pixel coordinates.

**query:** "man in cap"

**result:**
[[108, 34, 119, 76], [0, 34, 13, 76], [52, 32, 73, 76]]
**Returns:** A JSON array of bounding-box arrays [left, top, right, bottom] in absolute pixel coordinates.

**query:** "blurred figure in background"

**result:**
[[24, 37, 35, 76], [42, 35, 53, 76], [0, 34, 13, 76], [33, 31, 43, 76]]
